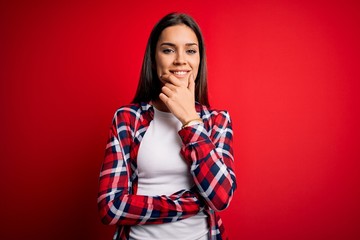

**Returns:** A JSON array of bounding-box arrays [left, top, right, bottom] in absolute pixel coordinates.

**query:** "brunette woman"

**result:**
[[98, 13, 236, 240]]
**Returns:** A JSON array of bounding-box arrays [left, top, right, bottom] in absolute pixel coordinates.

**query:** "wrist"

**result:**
[[180, 111, 200, 124], [182, 118, 203, 129]]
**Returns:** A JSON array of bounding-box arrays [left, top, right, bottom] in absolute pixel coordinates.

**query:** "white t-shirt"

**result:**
[[129, 107, 208, 240]]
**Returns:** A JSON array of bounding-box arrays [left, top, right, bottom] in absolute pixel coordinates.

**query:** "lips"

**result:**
[[169, 70, 190, 78]]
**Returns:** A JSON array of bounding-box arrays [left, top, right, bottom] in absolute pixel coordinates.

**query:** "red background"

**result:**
[[1, 0, 360, 239]]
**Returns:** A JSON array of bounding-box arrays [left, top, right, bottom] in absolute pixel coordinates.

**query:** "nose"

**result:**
[[173, 52, 186, 65]]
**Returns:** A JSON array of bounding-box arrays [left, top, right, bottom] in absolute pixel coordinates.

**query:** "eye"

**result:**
[[186, 49, 197, 55], [162, 48, 174, 54]]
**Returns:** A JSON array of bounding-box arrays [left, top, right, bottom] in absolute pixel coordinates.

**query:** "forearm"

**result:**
[[179, 112, 236, 211], [98, 188, 203, 225], [99, 135, 203, 226]]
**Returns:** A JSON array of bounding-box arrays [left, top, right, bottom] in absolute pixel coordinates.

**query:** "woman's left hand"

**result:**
[[159, 73, 200, 124]]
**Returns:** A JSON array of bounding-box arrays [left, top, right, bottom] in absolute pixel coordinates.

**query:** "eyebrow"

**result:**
[[160, 42, 198, 47]]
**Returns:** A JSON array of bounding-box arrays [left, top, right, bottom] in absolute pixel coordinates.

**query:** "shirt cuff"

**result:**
[[178, 123, 209, 145]]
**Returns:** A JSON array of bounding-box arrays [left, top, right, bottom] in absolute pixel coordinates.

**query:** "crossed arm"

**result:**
[[97, 108, 236, 225]]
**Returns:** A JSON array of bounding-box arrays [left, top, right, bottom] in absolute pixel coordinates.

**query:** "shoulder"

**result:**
[[110, 102, 153, 136], [113, 102, 153, 121]]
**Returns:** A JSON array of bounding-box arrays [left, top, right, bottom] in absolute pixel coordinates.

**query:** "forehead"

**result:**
[[158, 24, 198, 44]]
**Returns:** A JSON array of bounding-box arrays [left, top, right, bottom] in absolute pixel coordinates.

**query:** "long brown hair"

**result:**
[[132, 13, 209, 106]]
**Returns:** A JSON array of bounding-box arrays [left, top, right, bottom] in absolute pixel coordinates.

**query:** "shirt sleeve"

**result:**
[[178, 110, 236, 212], [97, 111, 204, 226]]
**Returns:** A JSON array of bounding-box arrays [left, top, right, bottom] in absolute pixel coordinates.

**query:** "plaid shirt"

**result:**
[[98, 102, 236, 240]]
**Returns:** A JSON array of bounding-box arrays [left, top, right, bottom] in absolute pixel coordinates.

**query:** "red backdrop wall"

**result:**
[[1, 0, 359, 239]]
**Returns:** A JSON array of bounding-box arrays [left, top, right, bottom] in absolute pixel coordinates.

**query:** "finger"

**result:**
[[164, 82, 177, 91], [159, 92, 175, 110], [159, 73, 172, 83], [161, 73, 183, 87], [188, 74, 195, 94], [161, 86, 174, 97], [159, 92, 168, 103]]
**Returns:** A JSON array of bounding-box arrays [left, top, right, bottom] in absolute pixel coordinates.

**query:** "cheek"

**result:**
[[194, 59, 200, 79], [155, 55, 169, 72], [192, 58, 200, 73], [155, 57, 163, 77]]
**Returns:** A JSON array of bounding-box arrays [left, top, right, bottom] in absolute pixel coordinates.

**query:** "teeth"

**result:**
[[173, 71, 187, 75]]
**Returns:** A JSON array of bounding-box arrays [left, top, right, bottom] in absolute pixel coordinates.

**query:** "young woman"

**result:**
[[98, 13, 236, 240]]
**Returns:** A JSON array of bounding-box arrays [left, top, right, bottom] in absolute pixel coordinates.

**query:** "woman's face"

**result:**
[[155, 24, 200, 86]]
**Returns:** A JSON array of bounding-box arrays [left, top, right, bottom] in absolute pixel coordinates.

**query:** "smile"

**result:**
[[170, 70, 190, 77]]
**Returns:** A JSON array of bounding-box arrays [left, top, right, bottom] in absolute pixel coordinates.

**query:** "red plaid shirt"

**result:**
[[98, 102, 236, 240]]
